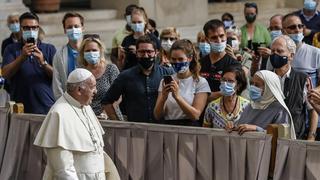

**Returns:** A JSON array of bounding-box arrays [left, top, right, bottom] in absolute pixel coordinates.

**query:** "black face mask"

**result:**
[[270, 54, 288, 69], [138, 57, 155, 70], [245, 14, 256, 23]]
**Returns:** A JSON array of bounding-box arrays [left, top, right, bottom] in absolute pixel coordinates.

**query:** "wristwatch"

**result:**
[[41, 60, 48, 67]]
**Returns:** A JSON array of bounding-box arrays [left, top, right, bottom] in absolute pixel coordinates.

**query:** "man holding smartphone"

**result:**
[[1, 12, 56, 114]]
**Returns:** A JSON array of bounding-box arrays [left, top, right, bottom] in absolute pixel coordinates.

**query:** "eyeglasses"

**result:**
[[162, 37, 177, 41], [83, 34, 100, 40], [285, 24, 304, 30], [22, 25, 39, 31], [268, 26, 282, 31], [137, 49, 155, 55]]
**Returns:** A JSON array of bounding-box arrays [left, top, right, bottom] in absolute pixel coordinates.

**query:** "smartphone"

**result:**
[[252, 42, 261, 54], [227, 37, 233, 46], [163, 75, 173, 84], [27, 37, 35, 45]]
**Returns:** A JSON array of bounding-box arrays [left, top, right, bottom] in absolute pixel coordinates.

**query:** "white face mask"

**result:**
[[161, 40, 174, 52], [231, 39, 240, 51]]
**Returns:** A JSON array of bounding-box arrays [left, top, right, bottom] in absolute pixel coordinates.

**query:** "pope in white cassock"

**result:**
[[34, 68, 120, 180]]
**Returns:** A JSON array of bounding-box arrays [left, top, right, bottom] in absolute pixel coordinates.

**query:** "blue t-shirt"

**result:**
[[67, 44, 78, 76], [2, 41, 56, 114]]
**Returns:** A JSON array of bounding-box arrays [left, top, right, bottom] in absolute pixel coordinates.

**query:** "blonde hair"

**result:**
[[78, 37, 106, 67], [160, 27, 180, 40], [131, 7, 148, 24]]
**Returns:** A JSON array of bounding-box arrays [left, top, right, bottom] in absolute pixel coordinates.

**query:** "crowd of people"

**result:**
[[3, 1, 320, 142]]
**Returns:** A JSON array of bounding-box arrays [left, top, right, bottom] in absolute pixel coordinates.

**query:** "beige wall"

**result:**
[[91, 0, 208, 27]]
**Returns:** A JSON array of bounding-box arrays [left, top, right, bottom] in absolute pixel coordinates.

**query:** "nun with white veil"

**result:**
[[232, 70, 296, 139]]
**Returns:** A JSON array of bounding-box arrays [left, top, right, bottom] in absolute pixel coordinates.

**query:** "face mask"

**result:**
[[171, 61, 190, 74], [249, 85, 262, 101], [270, 54, 288, 69], [219, 81, 236, 96], [223, 20, 233, 28], [84, 51, 100, 65], [22, 30, 38, 41], [138, 57, 155, 69], [131, 23, 145, 33], [270, 30, 282, 40], [245, 14, 256, 23], [231, 40, 240, 51], [161, 40, 174, 52], [66, 27, 82, 41], [288, 32, 304, 44], [9, 23, 20, 33], [304, 0, 317, 11], [199, 42, 211, 56], [126, 15, 131, 25], [210, 41, 227, 53]]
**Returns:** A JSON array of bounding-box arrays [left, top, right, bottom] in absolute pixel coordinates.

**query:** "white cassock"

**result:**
[[34, 92, 120, 180]]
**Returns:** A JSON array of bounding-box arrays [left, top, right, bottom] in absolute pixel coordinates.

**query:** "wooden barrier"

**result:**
[[266, 124, 279, 178]]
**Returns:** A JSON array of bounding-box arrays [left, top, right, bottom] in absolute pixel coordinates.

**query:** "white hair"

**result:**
[[272, 35, 296, 54]]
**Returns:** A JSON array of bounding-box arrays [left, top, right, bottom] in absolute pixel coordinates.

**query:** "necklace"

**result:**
[[64, 95, 102, 151], [222, 96, 238, 121]]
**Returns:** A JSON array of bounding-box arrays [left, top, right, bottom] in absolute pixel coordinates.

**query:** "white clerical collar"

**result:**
[[64, 92, 83, 108]]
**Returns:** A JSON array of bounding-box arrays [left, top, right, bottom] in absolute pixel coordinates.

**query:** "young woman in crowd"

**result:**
[[78, 35, 122, 120], [230, 70, 296, 139], [159, 27, 180, 67], [154, 39, 211, 126], [120, 7, 160, 70], [203, 65, 249, 128], [197, 31, 211, 58]]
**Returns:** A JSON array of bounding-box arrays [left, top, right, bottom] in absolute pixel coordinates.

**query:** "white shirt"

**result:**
[[158, 75, 211, 120], [292, 43, 320, 73], [34, 92, 108, 180]]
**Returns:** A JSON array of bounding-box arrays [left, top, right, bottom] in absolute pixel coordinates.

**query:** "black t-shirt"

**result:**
[[200, 54, 241, 92], [121, 33, 160, 70]]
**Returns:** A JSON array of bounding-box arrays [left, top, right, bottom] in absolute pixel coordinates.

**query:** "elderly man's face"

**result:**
[[79, 75, 97, 105], [271, 38, 290, 56]]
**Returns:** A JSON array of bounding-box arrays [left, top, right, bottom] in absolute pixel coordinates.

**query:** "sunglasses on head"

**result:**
[[286, 24, 304, 30], [83, 34, 100, 40]]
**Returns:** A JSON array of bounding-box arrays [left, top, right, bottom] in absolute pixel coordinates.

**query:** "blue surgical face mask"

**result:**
[[84, 51, 100, 65], [66, 27, 82, 41], [199, 42, 211, 56], [304, 0, 317, 11], [22, 30, 38, 41], [219, 81, 236, 96], [131, 23, 145, 33], [210, 41, 227, 53], [9, 23, 20, 33], [270, 30, 282, 40], [288, 32, 304, 44], [126, 15, 132, 25], [171, 61, 190, 74], [249, 85, 262, 101]]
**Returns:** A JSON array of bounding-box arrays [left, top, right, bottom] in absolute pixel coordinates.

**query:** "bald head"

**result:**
[[269, 14, 283, 31]]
